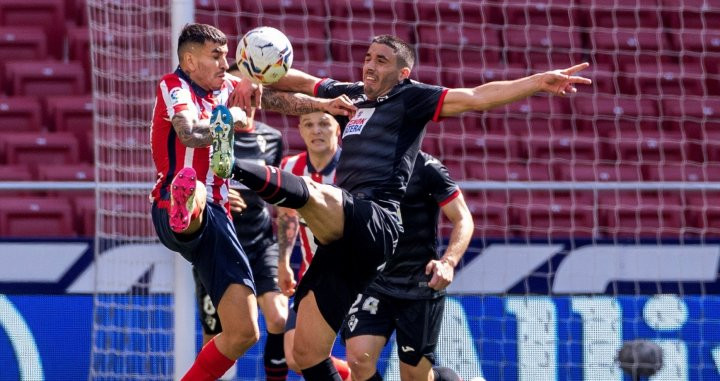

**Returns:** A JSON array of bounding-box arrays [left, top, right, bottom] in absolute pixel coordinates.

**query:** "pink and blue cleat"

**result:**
[[169, 167, 197, 233], [210, 105, 235, 179]]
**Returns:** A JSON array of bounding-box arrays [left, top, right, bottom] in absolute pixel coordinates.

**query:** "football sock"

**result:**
[[232, 159, 309, 208], [301, 357, 342, 381], [331, 356, 351, 380], [365, 371, 383, 380], [264, 331, 288, 380], [182, 337, 235, 381], [432, 366, 462, 381]]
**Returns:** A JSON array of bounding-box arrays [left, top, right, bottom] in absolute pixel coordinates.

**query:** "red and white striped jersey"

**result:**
[[280, 149, 341, 280], [150, 67, 242, 213]]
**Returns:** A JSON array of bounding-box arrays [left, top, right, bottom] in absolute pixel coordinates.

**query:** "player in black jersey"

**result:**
[[193, 63, 289, 380], [341, 151, 473, 381], [220, 34, 590, 380]]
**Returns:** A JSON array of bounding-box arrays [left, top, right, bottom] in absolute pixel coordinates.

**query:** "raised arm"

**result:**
[[171, 110, 213, 148], [426, 192, 474, 290], [271, 68, 323, 95], [277, 206, 300, 296], [439, 62, 592, 117]]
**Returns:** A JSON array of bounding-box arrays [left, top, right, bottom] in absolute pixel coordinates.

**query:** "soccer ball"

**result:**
[[236, 26, 293, 85]]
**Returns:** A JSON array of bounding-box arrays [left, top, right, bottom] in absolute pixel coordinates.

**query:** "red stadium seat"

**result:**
[[582, 0, 662, 29], [420, 134, 440, 157], [572, 95, 658, 135], [72, 194, 95, 236], [501, 0, 581, 27], [6, 61, 85, 98], [4, 132, 79, 166], [417, 24, 501, 68], [464, 134, 522, 162], [0, 27, 47, 68], [608, 129, 691, 164], [662, 97, 720, 140], [0, 96, 42, 131], [241, 20, 327, 64], [0, 0, 65, 58], [488, 96, 570, 135], [511, 191, 595, 238], [195, 0, 242, 37], [67, 27, 91, 86], [37, 163, 94, 181], [0, 196, 76, 237], [661, 0, 720, 30], [703, 130, 720, 163], [589, 29, 669, 70], [464, 191, 513, 239], [45, 95, 93, 160], [524, 131, 602, 163], [0, 164, 34, 181], [329, 21, 413, 62], [598, 191, 684, 238], [504, 27, 583, 69], [466, 162, 552, 181], [283, 130, 306, 156], [624, 63, 702, 97], [557, 163, 642, 181], [98, 193, 154, 237], [685, 192, 720, 237], [643, 163, 720, 182], [329, 0, 412, 21]]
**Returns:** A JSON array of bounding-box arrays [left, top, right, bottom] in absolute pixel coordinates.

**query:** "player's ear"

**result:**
[[399, 67, 411, 81]]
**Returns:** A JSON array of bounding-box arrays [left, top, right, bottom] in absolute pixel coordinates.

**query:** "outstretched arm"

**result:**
[[426, 192, 474, 290], [261, 89, 355, 117], [439, 62, 592, 117], [171, 110, 212, 148], [270, 68, 322, 95]]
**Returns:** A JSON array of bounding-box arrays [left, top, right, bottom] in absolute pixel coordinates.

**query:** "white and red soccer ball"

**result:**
[[236, 26, 293, 85]]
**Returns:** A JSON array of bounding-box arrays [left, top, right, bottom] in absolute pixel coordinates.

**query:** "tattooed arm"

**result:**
[[261, 89, 356, 117], [171, 110, 212, 148], [277, 206, 300, 296]]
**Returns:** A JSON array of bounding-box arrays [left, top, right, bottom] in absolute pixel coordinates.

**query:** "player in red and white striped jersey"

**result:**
[[275, 112, 351, 380]]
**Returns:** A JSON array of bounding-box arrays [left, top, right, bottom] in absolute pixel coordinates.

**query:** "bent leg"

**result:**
[[258, 291, 289, 380], [294, 291, 341, 380], [399, 357, 434, 381]]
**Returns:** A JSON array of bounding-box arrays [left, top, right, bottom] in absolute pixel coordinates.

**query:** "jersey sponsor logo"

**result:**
[[401, 345, 415, 353], [347, 314, 358, 332], [350, 94, 367, 104], [343, 108, 375, 138]]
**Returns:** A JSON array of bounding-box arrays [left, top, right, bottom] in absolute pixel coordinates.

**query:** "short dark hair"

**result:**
[[177, 23, 227, 59], [371, 34, 415, 71]]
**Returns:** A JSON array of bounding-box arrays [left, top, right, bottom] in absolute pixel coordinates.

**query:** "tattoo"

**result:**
[[172, 113, 212, 148], [262, 89, 324, 115], [277, 211, 300, 261]]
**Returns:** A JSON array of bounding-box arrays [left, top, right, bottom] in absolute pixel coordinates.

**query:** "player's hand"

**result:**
[[538, 62, 592, 96], [321, 95, 356, 117], [278, 262, 297, 296], [228, 188, 247, 213], [425, 259, 455, 291], [229, 77, 262, 115]]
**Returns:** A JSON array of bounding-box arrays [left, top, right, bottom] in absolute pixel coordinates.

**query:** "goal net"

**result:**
[[91, 0, 720, 380]]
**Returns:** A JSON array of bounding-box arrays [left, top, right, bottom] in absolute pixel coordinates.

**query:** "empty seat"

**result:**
[[589, 29, 668, 70], [98, 193, 154, 238], [45, 96, 93, 161], [72, 194, 96, 236], [572, 95, 658, 135], [416, 24, 501, 67], [582, 0, 662, 29], [643, 163, 718, 182], [524, 131, 602, 163], [0, 196, 76, 237], [36, 163, 94, 181], [329, 21, 413, 62], [4, 132, 79, 166], [557, 163, 642, 181], [464, 191, 513, 239], [67, 27, 91, 84], [625, 62, 703, 97], [0, 96, 42, 131], [6, 61, 85, 98], [504, 27, 583, 69], [501, 0, 581, 27], [0, 0, 65, 58], [510, 191, 595, 239], [329, 0, 412, 21], [0, 164, 33, 181], [685, 192, 720, 238], [244, 20, 327, 63], [488, 96, 570, 135], [195, 0, 242, 37], [662, 97, 720, 140], [661, 0, 720, 30], [413, 0, 488, 25], [598, 191, 684, 239], [466, 162, 552, 181], [0, 27, 47, 67], [607, 129, 691, 164]]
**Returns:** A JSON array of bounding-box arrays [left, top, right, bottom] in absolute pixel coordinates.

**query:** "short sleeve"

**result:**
[[314, 78, 362, 99], [159, 78, 193, 118], [418, 152, 460, 206], [403, 82, 448, 123]]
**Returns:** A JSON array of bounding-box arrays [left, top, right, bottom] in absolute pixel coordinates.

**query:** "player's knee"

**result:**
[[224, 324, 259, 353], [345, 348, 377, 380], [264, 313, 287, 333]]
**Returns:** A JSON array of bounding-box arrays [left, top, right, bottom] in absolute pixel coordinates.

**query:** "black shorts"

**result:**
[[294, 190, 400, 333], [193, 267, 222, 335], [341, 292, 445, 366], [285, 301, 297, 331], [152, 201, 255, 306], [245, 241, 281, 296]]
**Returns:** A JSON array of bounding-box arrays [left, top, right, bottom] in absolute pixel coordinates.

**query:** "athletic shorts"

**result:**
[[245, 241, 281, 296], [294, 189, 400, 333], [193, 267, 222, 335], [341, 292, 445, 366], [285, 301, 297, 331], [152, 201, 255, 306]]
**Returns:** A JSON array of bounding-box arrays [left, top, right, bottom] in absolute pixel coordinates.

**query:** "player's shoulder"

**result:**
[[416, 151, 450, 178], [159, 71, 185, 87], [280, 151, 307, 169]]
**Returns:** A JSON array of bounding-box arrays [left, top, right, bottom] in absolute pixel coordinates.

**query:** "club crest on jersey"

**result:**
[[347, 314, 358, 332], [257, 134, 267, 153], [343, 108, 375, 138]]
